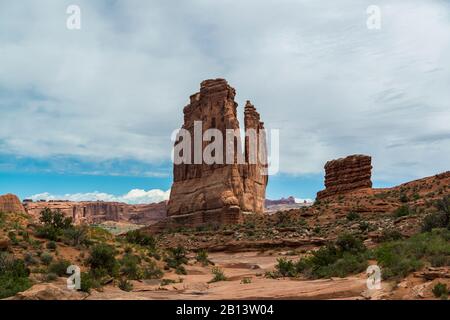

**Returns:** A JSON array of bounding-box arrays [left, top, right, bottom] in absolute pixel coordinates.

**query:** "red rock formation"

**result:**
[[23, 200, 167, 225], [0, 194, 26, 214], [265, 196, 296, 206], [167, 79, 268, 227], [317, 155, 372, 200]]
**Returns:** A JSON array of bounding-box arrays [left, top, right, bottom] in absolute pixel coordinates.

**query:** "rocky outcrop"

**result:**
[[317, 155, 372, 200], [23, 200, 167, 225], [167, 79, 268, 227], [265, 196, 296, 206], [0, 194, 26, 214]]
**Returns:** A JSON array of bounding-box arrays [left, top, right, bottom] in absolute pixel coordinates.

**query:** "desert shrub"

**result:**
[[295, 234, 368, 279], [209, 267, 227, 283], [125, 230, 155, 248], [24, 253, 38, 266], [36, 208, 73, 241], [393, 205, 412, 218], [118, 278, 133, 292], [399, 194, 409, 203], [0, 252, 31, 299], [46, 241, 57, 250], [346, 212, 360, 221], [175, 265, 187, 275], [48, 260, 71, 277], [359, 221, 370, 232], [379, 229, 403, 242], [119, 253, 141, 280], [45, 273, 58, 282], [421, 197, 450, 232], [79, 272, 100, 293], [429, 255, 450, 267], [374, 229, 450, 279], [142, 261, 163, 279], [62, 225, 88, 246], [160, 278, 177, 286], [40, 252, 53, 265], [87, 243, 118, 277], [241, 277, 252, 284], [275, 258, 297, 277], [195, 249, 213, 266], [164, 246, 188, 269], [432, 282, 448, 299]]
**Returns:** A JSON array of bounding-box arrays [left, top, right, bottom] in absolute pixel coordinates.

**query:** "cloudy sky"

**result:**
[[0, 0, 449, 203]]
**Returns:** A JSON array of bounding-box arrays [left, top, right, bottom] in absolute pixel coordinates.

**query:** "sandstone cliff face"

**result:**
[[265, 196, 296, 207], [167, 79, 268, 226], [317, 155, 372, 200], [23, 201, 167, 225], [0, 194, 26, 214]]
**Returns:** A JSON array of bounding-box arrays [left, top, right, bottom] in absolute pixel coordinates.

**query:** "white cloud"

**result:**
[[294, 198, 314, 204], [0, 0, 449, 184], [29, 189, 170, 205]]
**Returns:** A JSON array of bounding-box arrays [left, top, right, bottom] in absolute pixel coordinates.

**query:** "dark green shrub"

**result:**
[[379, 229, 403, 242], [394, 205, 411, 218], [142, 261, 163, 279], [432, 282, 448, 299], [0, 252, 31, 299], [63, 226, 88, 246], [164, 246, 188, 269], [399, 194, 409, 203], [46, 241, 57, 250], [275, 258, 297, 277], [87, 244, 118, 277], [346, 212, 360, 221], [48, 260, 71, 277], [119, 253, 141, 280], [125, 230, 155, 248], [195, 249, 213, 266], [40, 252, 53, 266], [118, 278, 133, 292], [36, 208, 73, 241], [175, 265, 187, 275], [80, 272, 100, 293], [208, 267, 227, 283], [45, 273, 58, 282]]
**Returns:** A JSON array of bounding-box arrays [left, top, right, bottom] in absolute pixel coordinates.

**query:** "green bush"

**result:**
[[346, 212, 360, 221], [208, 267, 227, 283], [295, 234, 368, 279], [195, 249, 213, 266], [40, 252, 53, 266], [118, 278, 133, 292], [125, 230, 156, 248], [46, 241, 57, 250], [422, 196, 450, 232], [36, 208, 73, 241], [0, 252, 31, 299], [379, 229, 403, 242], [275, 258, 297, 277], [374, 229, 450, 279], [142, 261, 163, 279], [87, 244, 118, 277], [48, 260, 71, 277], [432, 282, 448, 299], [62, 226, 88, 246], [164, 246, 188, 269], [393, 205, 412, 218], [119, 253, 141, 280], [45, 273, 58, 282], [80, 272, 100, 293]]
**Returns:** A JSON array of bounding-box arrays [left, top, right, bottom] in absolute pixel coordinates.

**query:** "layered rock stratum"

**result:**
[[167, 79, 268, 226], [23, 200, 167, 225], [0, 194, 26, 214], [317, 154, 372, 200]]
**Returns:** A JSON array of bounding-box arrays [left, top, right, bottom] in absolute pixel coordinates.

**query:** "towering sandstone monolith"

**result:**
[[0, 194, 26, 214], [167, 79, 268, 226], [317, 155, 372, 200]]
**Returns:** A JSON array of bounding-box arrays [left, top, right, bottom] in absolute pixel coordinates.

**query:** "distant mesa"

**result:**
[[167, 79, 268, 227], [316, 154, 372, 200], [265, 196, 296, 206]]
